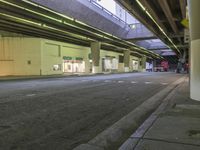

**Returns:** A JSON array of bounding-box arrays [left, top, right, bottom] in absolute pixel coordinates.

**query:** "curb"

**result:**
[[0, 72, 140, 82], [119, 78, 185, 150], [73, 144, 104, 150], [73, 76, 186, 150]]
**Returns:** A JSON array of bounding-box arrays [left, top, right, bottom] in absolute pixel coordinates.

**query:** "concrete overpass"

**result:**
[[0, 0, 199, 150]]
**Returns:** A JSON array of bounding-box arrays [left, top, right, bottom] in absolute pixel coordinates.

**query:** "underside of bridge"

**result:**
[[115, 0, 189, 63], [0, 1, 200, 150], [0, 0, 163, 59]]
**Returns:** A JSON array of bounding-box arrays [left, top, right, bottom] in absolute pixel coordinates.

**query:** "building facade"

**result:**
[[0, 37, 143, 76]]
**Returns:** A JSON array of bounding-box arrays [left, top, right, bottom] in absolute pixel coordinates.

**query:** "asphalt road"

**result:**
[[0, 72, 183, 150]]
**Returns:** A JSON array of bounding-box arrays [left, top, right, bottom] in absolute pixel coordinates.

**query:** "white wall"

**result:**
[[61, 44, 90, 73], [100, 50, 123, 72], [41, 41, 62, 75], [41, 39, 90, 75], [130, 56, 140, 71]]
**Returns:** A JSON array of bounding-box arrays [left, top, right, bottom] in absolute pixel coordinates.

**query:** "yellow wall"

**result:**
[[0, 37, 141, 76], [0, 37, 14, 75], [0, 37, 41, 76]]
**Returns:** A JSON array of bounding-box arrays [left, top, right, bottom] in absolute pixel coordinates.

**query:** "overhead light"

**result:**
[[0, 0, 162, 59], [136, 0, 146, 11], [135, 0, 181, 54], [129, 24, 136, 30]]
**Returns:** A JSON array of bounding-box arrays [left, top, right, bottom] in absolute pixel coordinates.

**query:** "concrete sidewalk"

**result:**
[[120, 77, 200, 150]]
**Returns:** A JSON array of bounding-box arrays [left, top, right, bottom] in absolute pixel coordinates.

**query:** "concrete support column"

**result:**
[[183, 49, 187, 63], [141, 56, 147, 72], [188, 0, 200, 101], [153, 60, 157, 72], [91, 41, 101, 73], [123, 50, 130, 72]]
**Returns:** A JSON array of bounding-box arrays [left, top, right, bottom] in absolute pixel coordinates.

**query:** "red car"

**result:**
[[154, 61, 169, 72], [161, 61, 169, 72]]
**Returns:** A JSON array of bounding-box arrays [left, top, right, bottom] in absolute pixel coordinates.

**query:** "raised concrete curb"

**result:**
[[73, 76, 186, 150], [119, 77, 185, 150], [0, 72, 139, 82], [73, 144, 104, 150]]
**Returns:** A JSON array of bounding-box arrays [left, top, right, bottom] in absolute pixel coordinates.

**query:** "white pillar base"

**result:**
[[92, 66, 100, 74], [190, 39, 200, 101], [124, 67, 129, 72]]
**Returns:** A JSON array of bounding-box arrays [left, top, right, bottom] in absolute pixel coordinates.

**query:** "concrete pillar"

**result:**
[[123, 50, 130, 72], [91, 41, 101, 73], [183, 49, 187, 63], [153, 60, 157, 72], [188, 0, 200, 101], [141, 56, 147, 72]]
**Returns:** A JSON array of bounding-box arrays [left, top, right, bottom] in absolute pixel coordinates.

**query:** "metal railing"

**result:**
[[87, 0, 154, 38], [87, 0, 128, 25]]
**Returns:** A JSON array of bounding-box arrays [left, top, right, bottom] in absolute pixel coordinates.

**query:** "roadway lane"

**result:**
[[0, 72, 183, 150]]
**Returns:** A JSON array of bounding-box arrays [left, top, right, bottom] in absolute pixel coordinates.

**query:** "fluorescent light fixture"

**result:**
[[0, 0, 162, 59], [130, 24, 136, 29], [20, 0, 160, 57], [0, 13, 42, 26], [21, 0, 74, 21], [136, 0, 181, 54], [136, 0, 146, 11]]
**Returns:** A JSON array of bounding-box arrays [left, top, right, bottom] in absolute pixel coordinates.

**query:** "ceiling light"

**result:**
[[129, 24, 136, 30]]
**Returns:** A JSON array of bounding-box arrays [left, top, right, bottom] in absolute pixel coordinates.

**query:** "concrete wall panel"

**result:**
[[30, 0, 131, 38], [41, 39, 91, 74], [0, 37, 141, 76], [41, 42, 62, 75], [0, 37, 41, 76]]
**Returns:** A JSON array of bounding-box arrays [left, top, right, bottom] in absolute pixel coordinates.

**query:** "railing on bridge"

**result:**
[[87, 0, 128, 25], [87, 0, 154, 38]]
